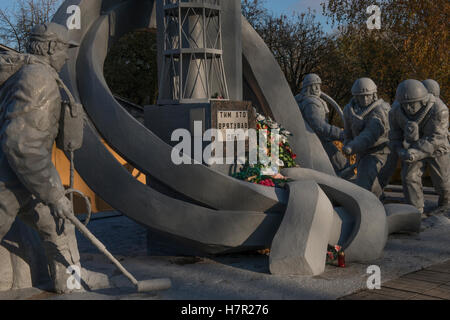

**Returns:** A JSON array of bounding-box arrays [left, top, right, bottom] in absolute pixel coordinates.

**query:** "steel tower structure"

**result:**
[[157, 0, 229, 104]]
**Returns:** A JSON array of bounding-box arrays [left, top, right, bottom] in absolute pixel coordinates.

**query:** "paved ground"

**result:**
[[342, 259, 450, 300], [0, 191, 449, 300]]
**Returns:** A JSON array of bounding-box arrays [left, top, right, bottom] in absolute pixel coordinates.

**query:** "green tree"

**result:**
[[104, 29, 158, 106]]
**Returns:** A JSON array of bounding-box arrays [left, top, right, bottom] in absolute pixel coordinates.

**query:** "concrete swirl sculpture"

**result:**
[[51, 0, 420, 275]]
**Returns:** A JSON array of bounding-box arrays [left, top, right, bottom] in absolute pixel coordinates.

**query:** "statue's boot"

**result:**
[[41, 222, 81, 294], [429, 154, 450, 210], [22, 200, 112, 293]]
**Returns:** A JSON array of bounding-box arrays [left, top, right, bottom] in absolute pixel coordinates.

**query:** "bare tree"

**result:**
[[242, 1, 328, 96], [260, 11, 328, 95], [0, 0, 62, 52], [241, 0, 269, 31], [322, 0, 450, 104]]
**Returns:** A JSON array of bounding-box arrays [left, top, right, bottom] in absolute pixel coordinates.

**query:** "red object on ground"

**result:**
[[338, 251, 346, 268]]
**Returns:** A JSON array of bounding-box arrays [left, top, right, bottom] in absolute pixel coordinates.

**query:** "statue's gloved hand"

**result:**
[[404, 149, 427, 164], [50, 196, 75, 234], [397, 148, 408, 159], [343, 144, 353, 156], [51, 196, 75, 219]]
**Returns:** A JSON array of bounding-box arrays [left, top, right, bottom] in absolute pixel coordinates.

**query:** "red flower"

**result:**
[[258, 179, 275, 187]]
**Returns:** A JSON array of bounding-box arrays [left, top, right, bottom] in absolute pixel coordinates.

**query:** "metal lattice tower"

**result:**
[[158, 0, 229, 104]]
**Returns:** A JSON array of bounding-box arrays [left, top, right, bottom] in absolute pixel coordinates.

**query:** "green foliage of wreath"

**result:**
[[232, 113, 299, 188]]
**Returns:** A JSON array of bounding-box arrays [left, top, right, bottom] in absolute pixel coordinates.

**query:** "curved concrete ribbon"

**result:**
[[282, 168, 388, 262]]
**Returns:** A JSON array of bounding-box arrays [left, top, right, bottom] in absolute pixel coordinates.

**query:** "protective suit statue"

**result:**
[[377, 79, 446, 194], [0, 23, 82, 293], [389, 79, 450, 213], [296, 74, 349, 175], [342, 78, 391, 197]]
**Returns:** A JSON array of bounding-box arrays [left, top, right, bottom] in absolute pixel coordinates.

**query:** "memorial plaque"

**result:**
[[217, 110, 249, 141], [211, 100, 256, 142], [210, 100, 256, 162]]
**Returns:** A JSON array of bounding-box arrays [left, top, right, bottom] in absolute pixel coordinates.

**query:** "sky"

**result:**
[[265, 0, 325, 15], [0, 0, 329, 18], [0, 0, 332, 30], [264, 0, 331, 29], [0, 0, 12, 10]]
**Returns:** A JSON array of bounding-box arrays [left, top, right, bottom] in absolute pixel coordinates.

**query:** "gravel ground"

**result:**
[[1, 196, 449, 300]]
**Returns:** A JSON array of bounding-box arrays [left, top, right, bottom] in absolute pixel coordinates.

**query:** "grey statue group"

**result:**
[[296, 74, 450, 214], [0, 22, 448, 294]]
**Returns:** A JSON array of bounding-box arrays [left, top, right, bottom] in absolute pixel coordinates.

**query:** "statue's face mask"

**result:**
[[401, 101, 423, 117], [310, 84, 321, 96], [48, 43, 70, 72], [355, 94, 375, 108]]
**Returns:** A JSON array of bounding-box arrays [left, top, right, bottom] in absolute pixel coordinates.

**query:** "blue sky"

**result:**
[[0, 0, 331, 29], [0, 0, 328, 17], [265, 0, 325, 15], [264, 0, 330, 29], [0, 0, 14, 10]]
